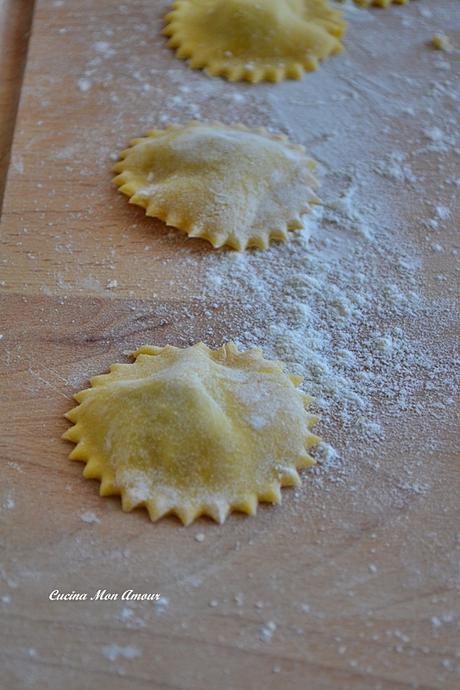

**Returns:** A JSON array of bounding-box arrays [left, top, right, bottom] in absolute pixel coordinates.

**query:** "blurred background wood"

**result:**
[[0, 0, 35, 211]]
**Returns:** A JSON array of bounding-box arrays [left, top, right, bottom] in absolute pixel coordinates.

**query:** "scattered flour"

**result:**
[[153, 596, 170, 615], [183, 198, 457, 454], [77, 78, 91, 93], [80, 511, 100, 524], [2, 492, 15, 510], [102, 644, 142, 662], [259, 621, 277, 642], [115, 607, 147, 629]]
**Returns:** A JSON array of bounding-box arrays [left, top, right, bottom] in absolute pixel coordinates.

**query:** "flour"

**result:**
[[77, 78, 91, 93], [80, 511, 100, 524], [115, 606, 147, 629], [93, 41, 115, 58], [153, 596, 170, 614], [259, 620, 277, 642], [375, 151, 417, 183], [183, 198, 456, 455], [101, 644, 142, 662]]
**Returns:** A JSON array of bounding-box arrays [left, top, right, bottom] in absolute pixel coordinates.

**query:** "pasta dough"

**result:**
[[113, 122, 319, 250], [63, 343, 319, 525], [162, 0, 347, 83]]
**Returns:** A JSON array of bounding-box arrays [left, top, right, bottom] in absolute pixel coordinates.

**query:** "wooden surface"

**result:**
[[0, 0, 34, 209], [0, 1, 459, 689]]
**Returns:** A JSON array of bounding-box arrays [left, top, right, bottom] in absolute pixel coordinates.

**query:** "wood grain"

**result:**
[[0, 1, 459, 689]]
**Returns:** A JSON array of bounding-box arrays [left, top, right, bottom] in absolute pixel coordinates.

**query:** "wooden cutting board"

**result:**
[[0, 0, 34, 206], [1, 1, 459, 689]]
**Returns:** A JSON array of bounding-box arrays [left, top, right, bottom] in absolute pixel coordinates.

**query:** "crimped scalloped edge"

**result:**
[[112, 121, 319, 251], [63, 342, 320, 525], [162, 1, 347, 83]]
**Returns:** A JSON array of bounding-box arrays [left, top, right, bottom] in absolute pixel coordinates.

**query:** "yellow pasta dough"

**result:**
[[162, 0, 347, 83], [432, 33, 453, 52], [63, 343, 319, 525], [113, 122, 319, 250]]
